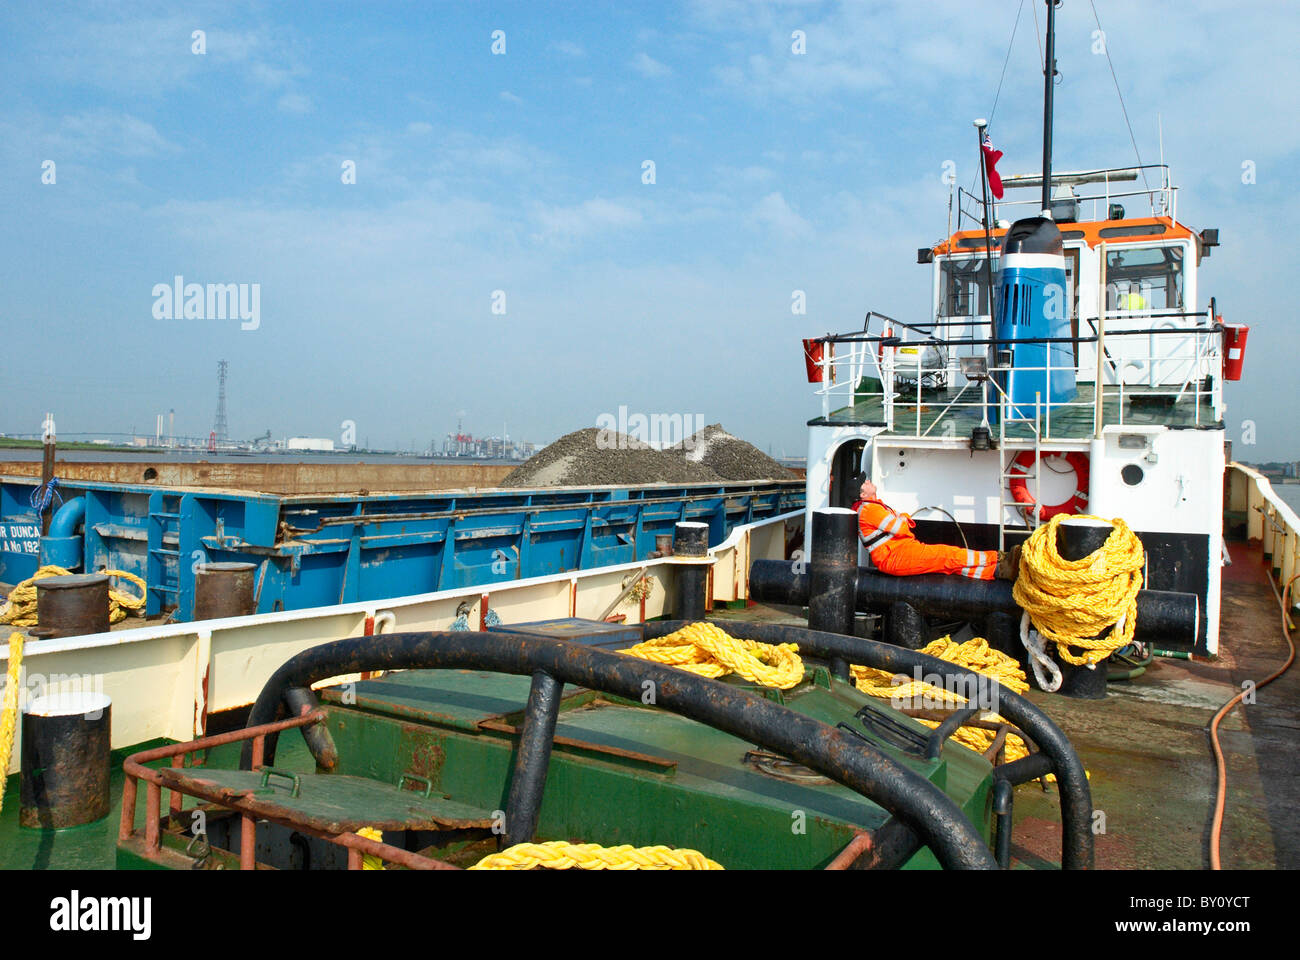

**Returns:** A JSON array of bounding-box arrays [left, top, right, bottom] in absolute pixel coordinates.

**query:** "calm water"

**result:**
[[1274, 482, 1300, 515]]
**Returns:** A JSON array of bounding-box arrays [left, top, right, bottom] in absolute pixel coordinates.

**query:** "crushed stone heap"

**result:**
[[671, 423, 795, 481], [501, 427, 724, 487]]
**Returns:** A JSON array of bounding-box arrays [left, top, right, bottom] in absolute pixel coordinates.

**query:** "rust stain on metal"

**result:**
[[1, 460, 516, 495], [401, 724, 447, 783], [197, 661, 210, 737]]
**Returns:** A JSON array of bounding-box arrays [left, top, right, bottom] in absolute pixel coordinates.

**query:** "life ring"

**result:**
[[1008, 451, 1089, 521]]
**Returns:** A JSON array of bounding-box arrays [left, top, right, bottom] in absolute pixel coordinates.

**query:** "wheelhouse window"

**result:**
[[1106, 245, 1184, 312], [938, 255, 1000, 317]]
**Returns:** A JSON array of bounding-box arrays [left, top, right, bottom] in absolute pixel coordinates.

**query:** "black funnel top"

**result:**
[[1001, 217, 1063, 257]]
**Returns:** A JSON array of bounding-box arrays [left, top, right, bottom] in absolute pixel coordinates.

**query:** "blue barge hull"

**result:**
[[0, 477, 803, 622]]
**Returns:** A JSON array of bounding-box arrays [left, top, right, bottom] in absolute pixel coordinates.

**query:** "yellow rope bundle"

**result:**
[[356, 827, 384, 870], [0, 565, 147, 628], [1013, 515, 1144, 666], [470, 840, 723, 870], [851, 636, 1032, 763], [0, 632, 24, 815], [618, 621, 804, 689]]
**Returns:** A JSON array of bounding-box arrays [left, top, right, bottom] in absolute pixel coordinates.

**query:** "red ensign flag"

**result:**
[[982, 134, 1004, 200]]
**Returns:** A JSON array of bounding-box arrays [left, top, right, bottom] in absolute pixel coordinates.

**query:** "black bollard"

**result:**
[[808, 509, 859, 679], [32, 573, 109, 639], [672, 522, 711, 621], [1053, 518, 1114, 700], [194, 562, 258, 620], [885, 600, 929, 650], [20, 691, 112, 829], [985, 610, 1025, 667]]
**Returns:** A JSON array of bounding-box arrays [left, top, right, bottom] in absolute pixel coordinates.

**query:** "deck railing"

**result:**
[[811, 309, 1223, 441], [1230, 463, 1300, 599], [956, 164, 1178, 228]]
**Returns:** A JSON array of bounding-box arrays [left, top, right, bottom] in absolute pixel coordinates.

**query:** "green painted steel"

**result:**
[[8, 669, 995, 870], [318, 668, 995, 869]]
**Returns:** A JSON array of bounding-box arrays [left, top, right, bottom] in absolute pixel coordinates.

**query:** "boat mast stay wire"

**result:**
[[988, 0, 1028, 130], [965, 0, 1027, 208], [1030, 0, 1045, 71], [1087, 0, 1154, 208]]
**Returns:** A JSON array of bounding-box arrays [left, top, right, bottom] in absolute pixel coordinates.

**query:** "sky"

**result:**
[[1, 0, 1296, 459]]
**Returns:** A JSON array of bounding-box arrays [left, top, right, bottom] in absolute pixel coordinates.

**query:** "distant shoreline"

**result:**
[[0, 448, 512, 466]]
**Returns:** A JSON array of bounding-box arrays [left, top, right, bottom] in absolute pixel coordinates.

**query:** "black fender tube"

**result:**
[[240, 630, 998, 869], [750, 559, 1199, 647], [645, 619, 1094, 870]]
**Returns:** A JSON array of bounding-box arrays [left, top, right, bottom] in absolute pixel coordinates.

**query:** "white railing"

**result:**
[[1230, 464, 1300, 596], [812, 310, 1222, 440], [962, 164, 1178, 225], [0, 510, 803, 773]]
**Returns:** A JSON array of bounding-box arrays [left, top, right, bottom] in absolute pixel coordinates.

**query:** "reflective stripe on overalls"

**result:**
[[862, 511, 909, 552], [958, 548, 993, 580]]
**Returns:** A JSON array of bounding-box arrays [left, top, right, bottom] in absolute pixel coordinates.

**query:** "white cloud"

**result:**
[[749, 192, 813, 238], [57, 110, 181, 158], [407, 121, 433, 135], [533, 198, 643, 239], [552, 40, 585, 57], [718, 164, 776, 186], [631, 53, 673, 79], [500, 91, 524, 104], [277, 92, 312, 114]]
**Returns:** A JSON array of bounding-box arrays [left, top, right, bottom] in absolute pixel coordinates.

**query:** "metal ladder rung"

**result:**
[[149, 548, 180, 556]]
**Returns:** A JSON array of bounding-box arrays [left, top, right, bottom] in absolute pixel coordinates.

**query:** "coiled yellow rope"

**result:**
[[618, 621, 804, 690], [470, 840, 723, 870], [356, 827, 384, 870], [1013, 515, 1144, 667], [0, 632, 23, 814], [0, 565, 147, 628], [851, 636, 1032, 763]]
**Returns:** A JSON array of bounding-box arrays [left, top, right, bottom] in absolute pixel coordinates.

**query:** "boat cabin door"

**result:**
[[831, 439, 869, 509]]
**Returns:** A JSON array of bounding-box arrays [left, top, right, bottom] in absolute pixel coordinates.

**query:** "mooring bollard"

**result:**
[[808, 509, 859, 678], [32, 573, 110, 639], [671, 522, 712, 621], [1053, 517, 1116, 700], [194, 561, 258, 620], [885, 600, 929, 651], [20, 691, 112, 829]]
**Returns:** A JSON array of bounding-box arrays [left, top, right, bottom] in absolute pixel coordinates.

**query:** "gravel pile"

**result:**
[[501, 427, 724, 487], [672, 423, 795, 481]]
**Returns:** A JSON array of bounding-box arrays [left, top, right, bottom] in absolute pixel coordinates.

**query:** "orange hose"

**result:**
[[1208, 572, 1297, 869]]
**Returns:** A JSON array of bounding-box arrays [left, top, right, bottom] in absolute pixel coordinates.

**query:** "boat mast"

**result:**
[[1041, 0, 1058, 216], [974, 118, 996, 320]]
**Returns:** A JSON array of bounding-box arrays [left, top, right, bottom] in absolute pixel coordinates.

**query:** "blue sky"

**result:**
[[1, 0, 1296, 458]]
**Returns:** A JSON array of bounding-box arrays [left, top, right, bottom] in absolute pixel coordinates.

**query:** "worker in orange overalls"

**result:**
[[848, 473, 1016, 581]]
